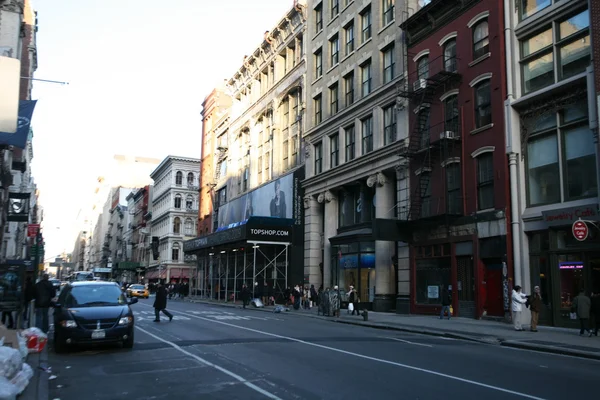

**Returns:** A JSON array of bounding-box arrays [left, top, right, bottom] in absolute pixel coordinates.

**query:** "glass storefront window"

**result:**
[[335, 242, 375, 303], [415, 258, 451, 304], [558, 254, 583, 310]]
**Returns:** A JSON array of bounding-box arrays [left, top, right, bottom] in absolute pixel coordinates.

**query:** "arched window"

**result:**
[[173, 217, 181, 234], [473, 20, 489, 59], [174, 194, 182, 209], [172, 242, 180, 261], [187, 172, 194, 185], [474, 80, 492, 128], [175, 171, 183, 185], [185, 218, 194, 236], [444, 95, 459, 134], [186, 195, 193, 210], [417, 56, 429, 80], [444, 39, 457, 72]]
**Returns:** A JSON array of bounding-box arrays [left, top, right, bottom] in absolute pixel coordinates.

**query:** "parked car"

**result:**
[[126, 284, 149, 299], [53, 281, 137, 353], [49, 279, 61, 292]]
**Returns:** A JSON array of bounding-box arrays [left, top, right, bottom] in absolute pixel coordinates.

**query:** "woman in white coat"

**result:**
[[512, 285, 528, 331]]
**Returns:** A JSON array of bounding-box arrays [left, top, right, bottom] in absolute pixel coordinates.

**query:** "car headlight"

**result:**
[[118, 316, 133, 325], [61, 320, 77, 328]]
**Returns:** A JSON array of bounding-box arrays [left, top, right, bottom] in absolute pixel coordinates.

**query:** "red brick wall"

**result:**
[[591, 0, 600, 93]]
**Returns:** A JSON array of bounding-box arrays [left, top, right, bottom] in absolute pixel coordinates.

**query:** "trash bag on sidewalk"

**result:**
[[21, 328, 47, 354], [0, 376, 18, 400], [251, 298, 264, 308], [273, 305, 289, 313], [0, 347, 22, 381], [9, 363, 32, 395]]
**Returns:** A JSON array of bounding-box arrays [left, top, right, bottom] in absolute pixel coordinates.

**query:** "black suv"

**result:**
[[53, 281, 137, 352]]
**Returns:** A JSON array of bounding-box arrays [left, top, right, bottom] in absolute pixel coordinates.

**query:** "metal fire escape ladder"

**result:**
[[407, 85, 434, 220]]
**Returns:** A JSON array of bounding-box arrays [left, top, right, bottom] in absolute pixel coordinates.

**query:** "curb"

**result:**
[[187, 299, 600, 360], [19, 344, 49, 400], [500, 340, 600, 361]]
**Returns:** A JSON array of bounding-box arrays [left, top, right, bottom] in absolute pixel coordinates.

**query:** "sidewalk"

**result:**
[[185, 297, 600, 360]]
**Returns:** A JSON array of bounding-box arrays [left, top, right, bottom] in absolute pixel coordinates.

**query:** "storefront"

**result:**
[[527, 203, 600, 327]]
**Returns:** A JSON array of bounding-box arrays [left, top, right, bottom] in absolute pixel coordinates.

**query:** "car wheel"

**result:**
[[123, 329, 134, 349], [54, 331, 66, 354]]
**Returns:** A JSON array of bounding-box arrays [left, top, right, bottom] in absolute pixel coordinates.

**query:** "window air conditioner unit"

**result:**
[[440, 130, 457, 140], [413, 79, 427, 91]]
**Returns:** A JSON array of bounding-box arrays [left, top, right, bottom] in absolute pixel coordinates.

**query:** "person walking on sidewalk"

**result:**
[[572, 289, 591, 336], [511, 285, 528, 331], [348, 286, 358, 315], [590, 291, 600, 337], [153, 282, 173, 322], [34, 274, 56, 334], [241, 284, 251, 309], [440, 287, 452, 320], [528, 286, 542, 332]]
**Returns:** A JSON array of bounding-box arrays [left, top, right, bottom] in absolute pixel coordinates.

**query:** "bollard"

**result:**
[[362, 309, 368, 321]]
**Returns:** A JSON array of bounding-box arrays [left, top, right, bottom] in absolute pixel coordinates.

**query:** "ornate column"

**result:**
[[318, 190, 337, 288], [368, 172, 395, 312], [303, 194, 323, 287]]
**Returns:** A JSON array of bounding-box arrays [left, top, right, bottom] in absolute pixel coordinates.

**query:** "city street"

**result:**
[[48, 299, 598, 400]]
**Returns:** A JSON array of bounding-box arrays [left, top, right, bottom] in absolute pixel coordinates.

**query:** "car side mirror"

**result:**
[[128, 297, 138, 305]]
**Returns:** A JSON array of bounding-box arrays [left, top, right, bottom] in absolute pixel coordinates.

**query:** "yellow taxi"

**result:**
[[126, 284, 149, 299]]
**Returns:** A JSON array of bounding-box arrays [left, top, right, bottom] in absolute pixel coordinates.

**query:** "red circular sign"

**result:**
[[572, 220, 589, 241]]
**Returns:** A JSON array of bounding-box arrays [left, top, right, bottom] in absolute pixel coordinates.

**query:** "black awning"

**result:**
[[329, 228, 372, 245]]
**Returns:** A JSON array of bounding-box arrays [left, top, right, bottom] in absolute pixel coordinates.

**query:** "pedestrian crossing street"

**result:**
[[133, 309, 284, 322]]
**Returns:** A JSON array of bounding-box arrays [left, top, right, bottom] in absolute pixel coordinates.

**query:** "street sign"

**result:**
[[572, 220, 589, 241]]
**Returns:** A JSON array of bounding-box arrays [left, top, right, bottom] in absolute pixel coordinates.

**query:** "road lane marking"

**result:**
[[141, 304, 546, 400], [135, 325, 282, 400], [381, 336, 433, 348]]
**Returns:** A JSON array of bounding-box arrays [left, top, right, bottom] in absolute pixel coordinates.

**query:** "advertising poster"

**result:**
[[217, 173, 294, 230]]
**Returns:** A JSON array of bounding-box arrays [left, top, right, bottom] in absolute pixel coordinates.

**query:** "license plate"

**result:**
[[92, 330, 105, 339]]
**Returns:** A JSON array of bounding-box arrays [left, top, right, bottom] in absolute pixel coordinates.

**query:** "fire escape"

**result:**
[[210, 145, 228, 231], [397, 54, 462, 223]]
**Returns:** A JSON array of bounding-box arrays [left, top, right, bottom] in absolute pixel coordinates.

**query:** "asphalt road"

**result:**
[[48, 298, 598, 400]]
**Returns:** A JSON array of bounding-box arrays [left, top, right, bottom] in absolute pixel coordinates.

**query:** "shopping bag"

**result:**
[[569, 312, 577, 320], [449, 305, 454, 316], [348, 303, 354, 312]]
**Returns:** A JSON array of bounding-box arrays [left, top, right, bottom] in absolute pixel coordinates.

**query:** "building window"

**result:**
[[477, 153, 495, 210], [258, 155, 263, 184], [314, 142, 323, 174], [173, 217, 181, 234], [345, 125, 355, 161], [344, 73, 354, 106], [520, 0, 552, 20], [360, 7, 371, 43], [383, 105, 396, 144], [418, 108, 431, 148], [315, 3, 323, 32], [330, 84, 339, 115], [444, 95, 459, 134], [526, 101, 597, 206], [242, 167, 249, 192], [330, 34, 340, 66], [382, 0, 395, 25], [185, 218, 194, 236], [382, 45, 395, 84], [331, 0, 339, 18], [417, 56, 429, 80], [472, 20, 489, 59], [175, 171, 183, 185], [186, 195, 193, 210], [283, 140, 289, 170], [217, 187, 227, 207], [172, 243, 180, 261], [444, 39, 457, 72], [345, 22, 354, 54], [361, 61, 372, 97], [420, 173, 431, 218], [330, 134, 339, 168], [521, 9, 590, 95], [314, 95, 322, 124], [315, 48, 323, 78], [474, 80, 492, 128], [361, 116, 373, 154], [187, 172, 194, 185], [446, 163, 462, 214], [174, 194, 182, 209]]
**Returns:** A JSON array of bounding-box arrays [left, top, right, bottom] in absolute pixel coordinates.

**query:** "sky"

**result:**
[[30, 0, 294, 260]]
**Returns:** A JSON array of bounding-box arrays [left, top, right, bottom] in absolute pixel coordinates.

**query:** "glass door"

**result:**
[[557, 253, 583, 326]]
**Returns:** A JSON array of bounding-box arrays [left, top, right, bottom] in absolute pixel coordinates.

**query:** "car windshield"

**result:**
[[65, 285, 127, 307], [130, 285, 144, 290]]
